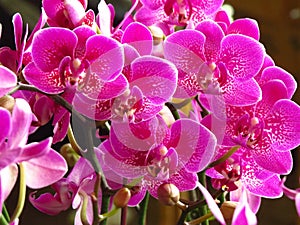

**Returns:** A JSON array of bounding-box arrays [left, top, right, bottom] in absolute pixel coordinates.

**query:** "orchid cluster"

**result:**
[[0, 0, 299, 224]]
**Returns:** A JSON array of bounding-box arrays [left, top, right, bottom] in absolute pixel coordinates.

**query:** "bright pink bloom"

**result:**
[[99, 116, 217, 204], [0, 66, 17, 97], [0, 98, 67, 211], [231, 188, 257, 225], [42, 0, 94, 29], [135, 0, 224, 26], [30, 156, 101, 225], [164, 20, 264, 106], [206, 78, 300, 197]]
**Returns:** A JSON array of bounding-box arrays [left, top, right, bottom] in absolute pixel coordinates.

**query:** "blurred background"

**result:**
[[0, 0, 300, 224]]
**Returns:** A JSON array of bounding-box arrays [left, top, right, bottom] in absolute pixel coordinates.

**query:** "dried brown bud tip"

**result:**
[[0, 95, 15, 113]]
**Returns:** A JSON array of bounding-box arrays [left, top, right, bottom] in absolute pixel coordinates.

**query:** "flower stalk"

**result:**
[[10, 163, 26, 223]]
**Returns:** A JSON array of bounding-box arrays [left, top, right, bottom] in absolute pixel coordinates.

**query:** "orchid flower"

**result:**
[[0, 98, 67, 213], [42, 0, 94, 29], [205, 77, 300, 197], [30, 156, 101, 225], [164, 19, 264, 107], [135, 0, 224, 27], [99, 115, 217, 204]]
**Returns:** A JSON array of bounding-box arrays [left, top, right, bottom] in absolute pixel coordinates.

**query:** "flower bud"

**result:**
[[113, 187, 131, 208], [0, 95, 15, 113], [157, 183, 180, 206], [60, 143, 80, 167], [220, 201, 238, 223]]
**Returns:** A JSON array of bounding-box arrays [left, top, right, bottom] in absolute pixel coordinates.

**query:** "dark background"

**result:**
[[0, 0, 299, 224]]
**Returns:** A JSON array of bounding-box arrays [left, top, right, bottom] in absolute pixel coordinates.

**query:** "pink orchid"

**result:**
[[231, 188, 258, 225], [30, 156, 101, 225], [135, 0, 224, 27], [0, 66, 17, 97], [99, 116, 217, 204], [0, 98, 67, 211], [23, 25, 127, 142], [164, 19, 265, 106], [42, 0, 94, 29], [73, 54, 178, 122], [206, 78, 300, 197]]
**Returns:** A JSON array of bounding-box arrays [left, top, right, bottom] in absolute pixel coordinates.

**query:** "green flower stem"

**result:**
[[207, 145, 241, 169], [92, 173, 101, 225], [165, 102, 180, 120], [10, 163, 26, 223], [0, 214, 8, 225], [99, 207, 119, 222], [11, 83, 86, 123], [138, 192, 149, 225], [199, 171, 209, 225], [187, 212, 214, 225], [67, 124, 83, 155], [100, 195, 110, 225], [79, 192, 90, 225], [2, 204, 10, 222]]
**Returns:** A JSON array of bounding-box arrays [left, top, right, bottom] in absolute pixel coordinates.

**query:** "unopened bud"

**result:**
[[60, 143, 80, 167], [157, 183, 180, 206], [113, 187, 131, 208], [0, 95, 15, 113], [220, 201, 238, 223]]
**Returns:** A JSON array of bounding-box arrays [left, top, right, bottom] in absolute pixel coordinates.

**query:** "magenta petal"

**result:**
[[241, 159, 282, 198], [31, 27, 77, 72], [72, 93, 112, 120], [23, 149, 67, 189], [73, 25, 96, 58], [79, 73, 128, 100], [8, 98, 32, 149], [169, 119, 216, 172], [110, 116, 164, 153], [196, 181, 226, 225], [100, 140, 147, 179], [128, 186, 147, 206], [0, 164, 18, 211], [130, 56, 178, 104], [0, 108, 11, 145], [230, 189, 261, 214], [252, 140, 293, 174], [164, 29, 206, 74], [135, 6, 165, 26], [227, 18, 260, 40], [168, 168, 198, 192], [259, 66, 297, 99], [266, 99, 300, 151], [122, 22, 153, 55], [29, 192, 71, 215], [232, 189, 257, 225], [195, 20, 224, 62], [222, 78, 262, 106], [220, 34, 265, 80], [17, 137, 52, 162], [0, 65, 17, 97], [67, 157, 94, 185], [86, 35, 124, 81], [23, 63, 65, 94]]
